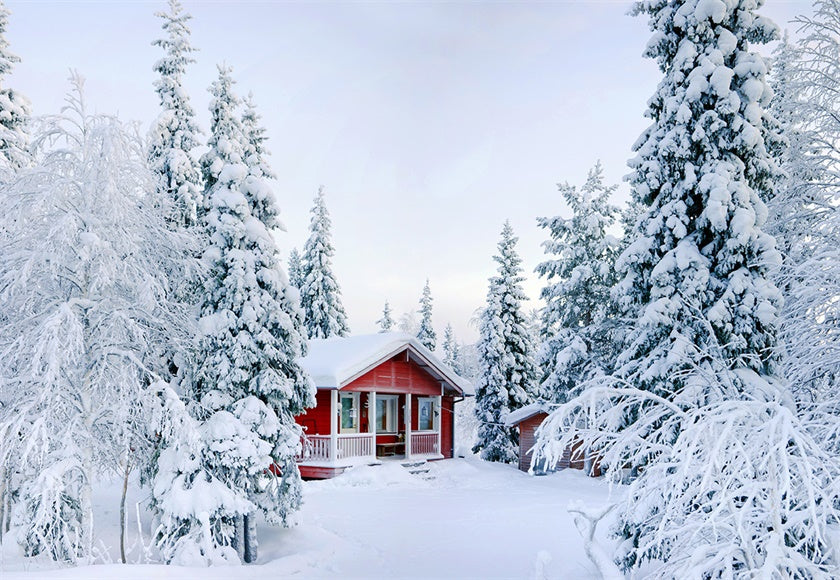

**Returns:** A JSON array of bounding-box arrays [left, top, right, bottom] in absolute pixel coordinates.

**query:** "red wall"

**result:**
[[295, 389, 332, 436], [517, 413, 548, 472], [441, 396, 454, 458], [344, 354, 443, 395]]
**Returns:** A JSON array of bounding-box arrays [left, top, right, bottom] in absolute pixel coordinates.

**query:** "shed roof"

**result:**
[[504, 402, 553, 427], [301, 332, 473, 396]]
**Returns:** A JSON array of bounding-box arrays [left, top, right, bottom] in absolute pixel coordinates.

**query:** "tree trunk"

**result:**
[[120, 458, 131, 564], [4, 472, 12, 533], [0, 468, 6, 543], [232, 514, 245, 562], [243, 513, 257, 563]]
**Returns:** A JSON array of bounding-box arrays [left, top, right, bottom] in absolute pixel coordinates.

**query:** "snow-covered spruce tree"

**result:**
[[0, 1, 29, 175], [442, 323, 462, 375], [299, 187, 349, 339], [416, 280, 436, 351], [287, 247, 303, 290], [377, 300, 394, 332], [0, 76, 191, 562], [472, 222, 538, 463], [157, 71, 315, 565], [199, 64, 243, 193], [145, 0, 205, 464], [535, 162, 620, 404], [237, 91, 314, 550], [240, 92, 275, 221], [0, 1, 30, 532], [533, 2, 839, 576], [148, 0, 203, 229]]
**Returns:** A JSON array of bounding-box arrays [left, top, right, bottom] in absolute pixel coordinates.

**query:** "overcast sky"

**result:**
[[4, 0, 812, 344]]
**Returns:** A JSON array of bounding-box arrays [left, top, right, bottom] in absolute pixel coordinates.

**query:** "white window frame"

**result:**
[[339, 392, 360, 434], [417, 397, 437, 432], [375, 395, 399, 434]]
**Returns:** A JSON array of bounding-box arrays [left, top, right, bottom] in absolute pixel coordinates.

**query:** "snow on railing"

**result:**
[[411, 432, 438, 456], [337, 433, 373, 459]]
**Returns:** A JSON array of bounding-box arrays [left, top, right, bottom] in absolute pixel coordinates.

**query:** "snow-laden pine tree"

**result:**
[[240, 92, 275, 221], [200, 64, 243, 193], [287, 247, 303, 290], [145, 0, 205, 443], [236, 95, 314, 545], [148, 0, 203, 228], [535, 162, 620, 404], [472, 222, 538, 463], [442, 323, 462, 375], [416, 280, 436, 351], [377, 300, 394, 332], [299, 187, 349, 339], [154, 70, 315, 565], [534, 2, 838, 576], [0, 76, 192, 562], [0, 1, 29, 175]]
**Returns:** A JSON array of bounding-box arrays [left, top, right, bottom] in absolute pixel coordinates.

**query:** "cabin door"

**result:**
[[339, 392, 359, 433], [417, 397, 437, 431]]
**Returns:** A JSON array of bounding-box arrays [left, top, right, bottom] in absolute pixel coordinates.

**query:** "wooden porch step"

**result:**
[[401, 459, 431, 476]]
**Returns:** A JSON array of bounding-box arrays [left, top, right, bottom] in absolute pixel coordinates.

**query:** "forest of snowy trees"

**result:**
[[0, 0, 837, 577]]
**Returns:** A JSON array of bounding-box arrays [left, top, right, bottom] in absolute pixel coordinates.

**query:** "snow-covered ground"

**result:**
[[0, 458, 620, 579]]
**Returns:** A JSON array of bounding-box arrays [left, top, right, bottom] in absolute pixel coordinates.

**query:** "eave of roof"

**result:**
[[504, 402, 553, 427]]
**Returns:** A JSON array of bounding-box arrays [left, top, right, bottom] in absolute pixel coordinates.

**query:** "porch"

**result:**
[[297, 431, 443, 465], [296, 390, 444, 467]]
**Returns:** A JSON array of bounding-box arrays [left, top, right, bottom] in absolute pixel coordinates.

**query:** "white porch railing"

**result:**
[[299, 433, 374, 462], [300, 432, 439, 462], [298, 434, 331, 462], [337, 433, 373, 459], [411, 432, 438, 456]]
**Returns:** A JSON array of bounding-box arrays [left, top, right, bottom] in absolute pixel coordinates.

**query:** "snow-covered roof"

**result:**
[[301, 332, 473, 396], [504, 402, 552, 427]]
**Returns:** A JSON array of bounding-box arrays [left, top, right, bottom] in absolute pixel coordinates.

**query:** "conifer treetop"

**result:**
[[152, 0, 196, 110], [0, 2, 20, 78], [300, 187, 349, 339], [149, 0, 202, 227], [377, 301, 395, 332], [0, 1, 30, 172], [240, 92, 281, 228], [201, 64, 244, 191], [416, 280, 436, 351]]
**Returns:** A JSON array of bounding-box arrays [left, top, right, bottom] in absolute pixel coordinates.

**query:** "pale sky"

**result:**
[[4, 0, 812, 344]]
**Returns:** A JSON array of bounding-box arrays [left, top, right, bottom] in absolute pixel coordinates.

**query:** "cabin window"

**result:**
[[375, 395, 398, 433], [418, 397, 436, 431], [340, 393, 359, 433]]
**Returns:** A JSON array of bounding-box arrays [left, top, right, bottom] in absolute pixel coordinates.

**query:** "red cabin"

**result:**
[[295, 333, 472, 479]]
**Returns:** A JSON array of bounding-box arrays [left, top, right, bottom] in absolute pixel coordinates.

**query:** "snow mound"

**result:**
[[310, 463, 431, 491]]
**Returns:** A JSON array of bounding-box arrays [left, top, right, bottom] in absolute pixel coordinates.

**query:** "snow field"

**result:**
[[0, 458, 618, 579]]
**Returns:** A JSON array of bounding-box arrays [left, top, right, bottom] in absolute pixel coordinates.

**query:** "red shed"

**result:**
[[506, 403, 600, 477], [295, 333, 472, 479]]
